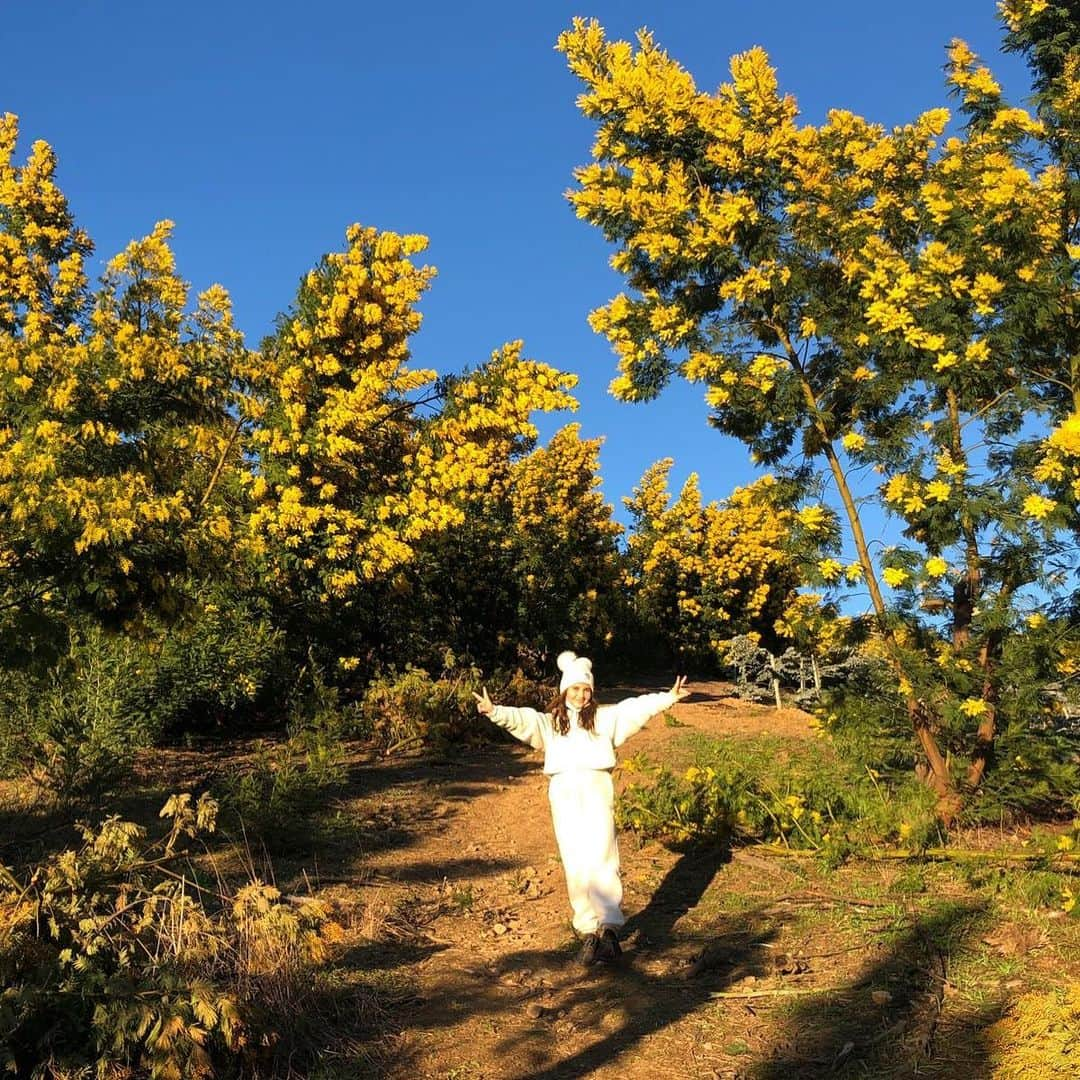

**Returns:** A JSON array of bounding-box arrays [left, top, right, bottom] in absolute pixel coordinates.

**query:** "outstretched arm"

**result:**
[[473, 686, 547, 750], [607, 676, 690, 746]]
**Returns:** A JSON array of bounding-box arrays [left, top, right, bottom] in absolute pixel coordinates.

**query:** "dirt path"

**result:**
[[334, 683, 831, 1079], [6, 682, 1074, 1077], [253, 681, 1071, 1079]]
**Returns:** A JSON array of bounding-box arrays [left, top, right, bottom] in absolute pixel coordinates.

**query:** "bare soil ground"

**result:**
[[3, 680, 1076, 1078], [285, 681, 1075, 1078]]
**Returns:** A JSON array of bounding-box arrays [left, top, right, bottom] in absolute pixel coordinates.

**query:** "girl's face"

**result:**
[[565, 684, 593, 710]]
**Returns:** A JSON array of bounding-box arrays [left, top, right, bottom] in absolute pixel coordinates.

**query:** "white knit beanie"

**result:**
[[557, 650, 594, 693]]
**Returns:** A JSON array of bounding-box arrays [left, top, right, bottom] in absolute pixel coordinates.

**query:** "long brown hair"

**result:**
[[546, 690, 598, 736]]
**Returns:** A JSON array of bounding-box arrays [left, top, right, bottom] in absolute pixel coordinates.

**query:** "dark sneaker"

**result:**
[[599, 927, 622, 962], [579, 933, 601, 966]]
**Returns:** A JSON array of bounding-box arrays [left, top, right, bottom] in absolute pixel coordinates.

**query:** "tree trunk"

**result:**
[[966, 629, 1004, 791], [784, 334, 962, 819], [909, 698, 962, 822]]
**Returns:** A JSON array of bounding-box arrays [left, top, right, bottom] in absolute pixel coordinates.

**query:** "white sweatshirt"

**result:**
[[489, 691, 677, 775]]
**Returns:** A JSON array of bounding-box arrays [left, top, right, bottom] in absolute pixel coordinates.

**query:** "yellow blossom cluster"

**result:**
[[773, 592, 852, 658], [509, 423, 618, 539], [817, 558, 842, 583], [797, 504, 831, 533], [557, 23, 807, 403], [504, 423, 622, 636], [558, 21, 1058, 440], [1022, 492, 1057, 521], [947, 38, 1003, 101], [2, 123, 253, 598], [0, 113, 91, 346], [1033, 411, 1080, 508], [881, 471, 954, 519], [624, 464, 809, 658], [248, 223, 579, 594], [882, 566, 910, 588], [411, 341, 578, 517], [3, 122, 592, 612], [997, 0, 1051, 34]]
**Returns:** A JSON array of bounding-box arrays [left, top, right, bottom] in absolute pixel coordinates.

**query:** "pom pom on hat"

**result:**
[[557, 650, 594, 693]]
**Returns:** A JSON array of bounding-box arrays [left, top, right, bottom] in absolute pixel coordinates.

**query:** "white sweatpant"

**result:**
[[548, 769, 624, 935]]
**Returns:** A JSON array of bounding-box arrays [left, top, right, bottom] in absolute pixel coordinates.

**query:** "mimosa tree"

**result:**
[[623, 465, 821, 666], [0, 114, 252, 656], [558, 5, 1080, 815]]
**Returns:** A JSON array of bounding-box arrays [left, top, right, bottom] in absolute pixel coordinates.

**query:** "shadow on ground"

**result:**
[[754, 900, 996, 1079], [0, 741, 533, 878], [343, 854, 1003, 1079], [354, 843, 776, 1079]]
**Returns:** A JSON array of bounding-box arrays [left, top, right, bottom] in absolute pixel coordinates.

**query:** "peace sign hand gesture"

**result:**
[[670, 675, 690, 702], [473, 686, 495, 716]]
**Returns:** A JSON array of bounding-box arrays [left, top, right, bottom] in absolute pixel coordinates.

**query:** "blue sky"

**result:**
[[3, 2, 1030, 553]]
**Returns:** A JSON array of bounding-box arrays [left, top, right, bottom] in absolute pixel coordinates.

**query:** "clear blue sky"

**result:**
[[3, 2, 1030, 544]]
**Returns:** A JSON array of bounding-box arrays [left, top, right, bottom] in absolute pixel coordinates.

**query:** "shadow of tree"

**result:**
[[335, 938, 450, 971], [1, 740, 535, 874], [751, 900, 996, 1079], [496, 844, 768, 1080], [337, 742, 536, 801], [342, 843, 773, 1079], [368, 856, 521, 884], [346, 859, 1004, 1080]]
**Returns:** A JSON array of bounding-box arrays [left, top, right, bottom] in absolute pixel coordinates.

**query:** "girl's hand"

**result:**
[[670, 675, 690, 702], [473, 686, 494, 716]]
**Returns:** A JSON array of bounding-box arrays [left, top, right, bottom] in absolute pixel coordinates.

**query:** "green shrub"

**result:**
[[0, 625, 152, 798], [358, 661, 547, 752], [817, 659, 1080, 823], [221, 729, 347, 839], [0, 793, 343, 1079], [283, 657, 362, 739], [968, 714, 1080, 822], [0, 597, 292, 798], [617, 734, 941, 858], [125, 596, 290, 739]]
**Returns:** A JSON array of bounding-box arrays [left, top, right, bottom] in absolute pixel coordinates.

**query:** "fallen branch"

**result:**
[[709, 983, 866, 999], [384, 734, 427, 757], [767, 891, 898, 909], [742, 843, 1080, 870], [870, 847, 1080, 867]]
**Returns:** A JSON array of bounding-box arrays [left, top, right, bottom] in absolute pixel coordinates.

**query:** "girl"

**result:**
[[473, 651, 689, 965]]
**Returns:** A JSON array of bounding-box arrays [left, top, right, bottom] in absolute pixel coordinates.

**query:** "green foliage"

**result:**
[[813, 661, 920, 775], [0, 793, 342, 1079], [126, 594, 290, 738], [0, 624, 152, 797], [449, 884, 476, 913], [977, 715, 1080, 820], [817, 639, 1080, 822], [221, 729, 347, 840], [358, 661, 546, 752], [358, 663, 480, 751], [617, 734, 941, 859], [0, 600, 292, 797]]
